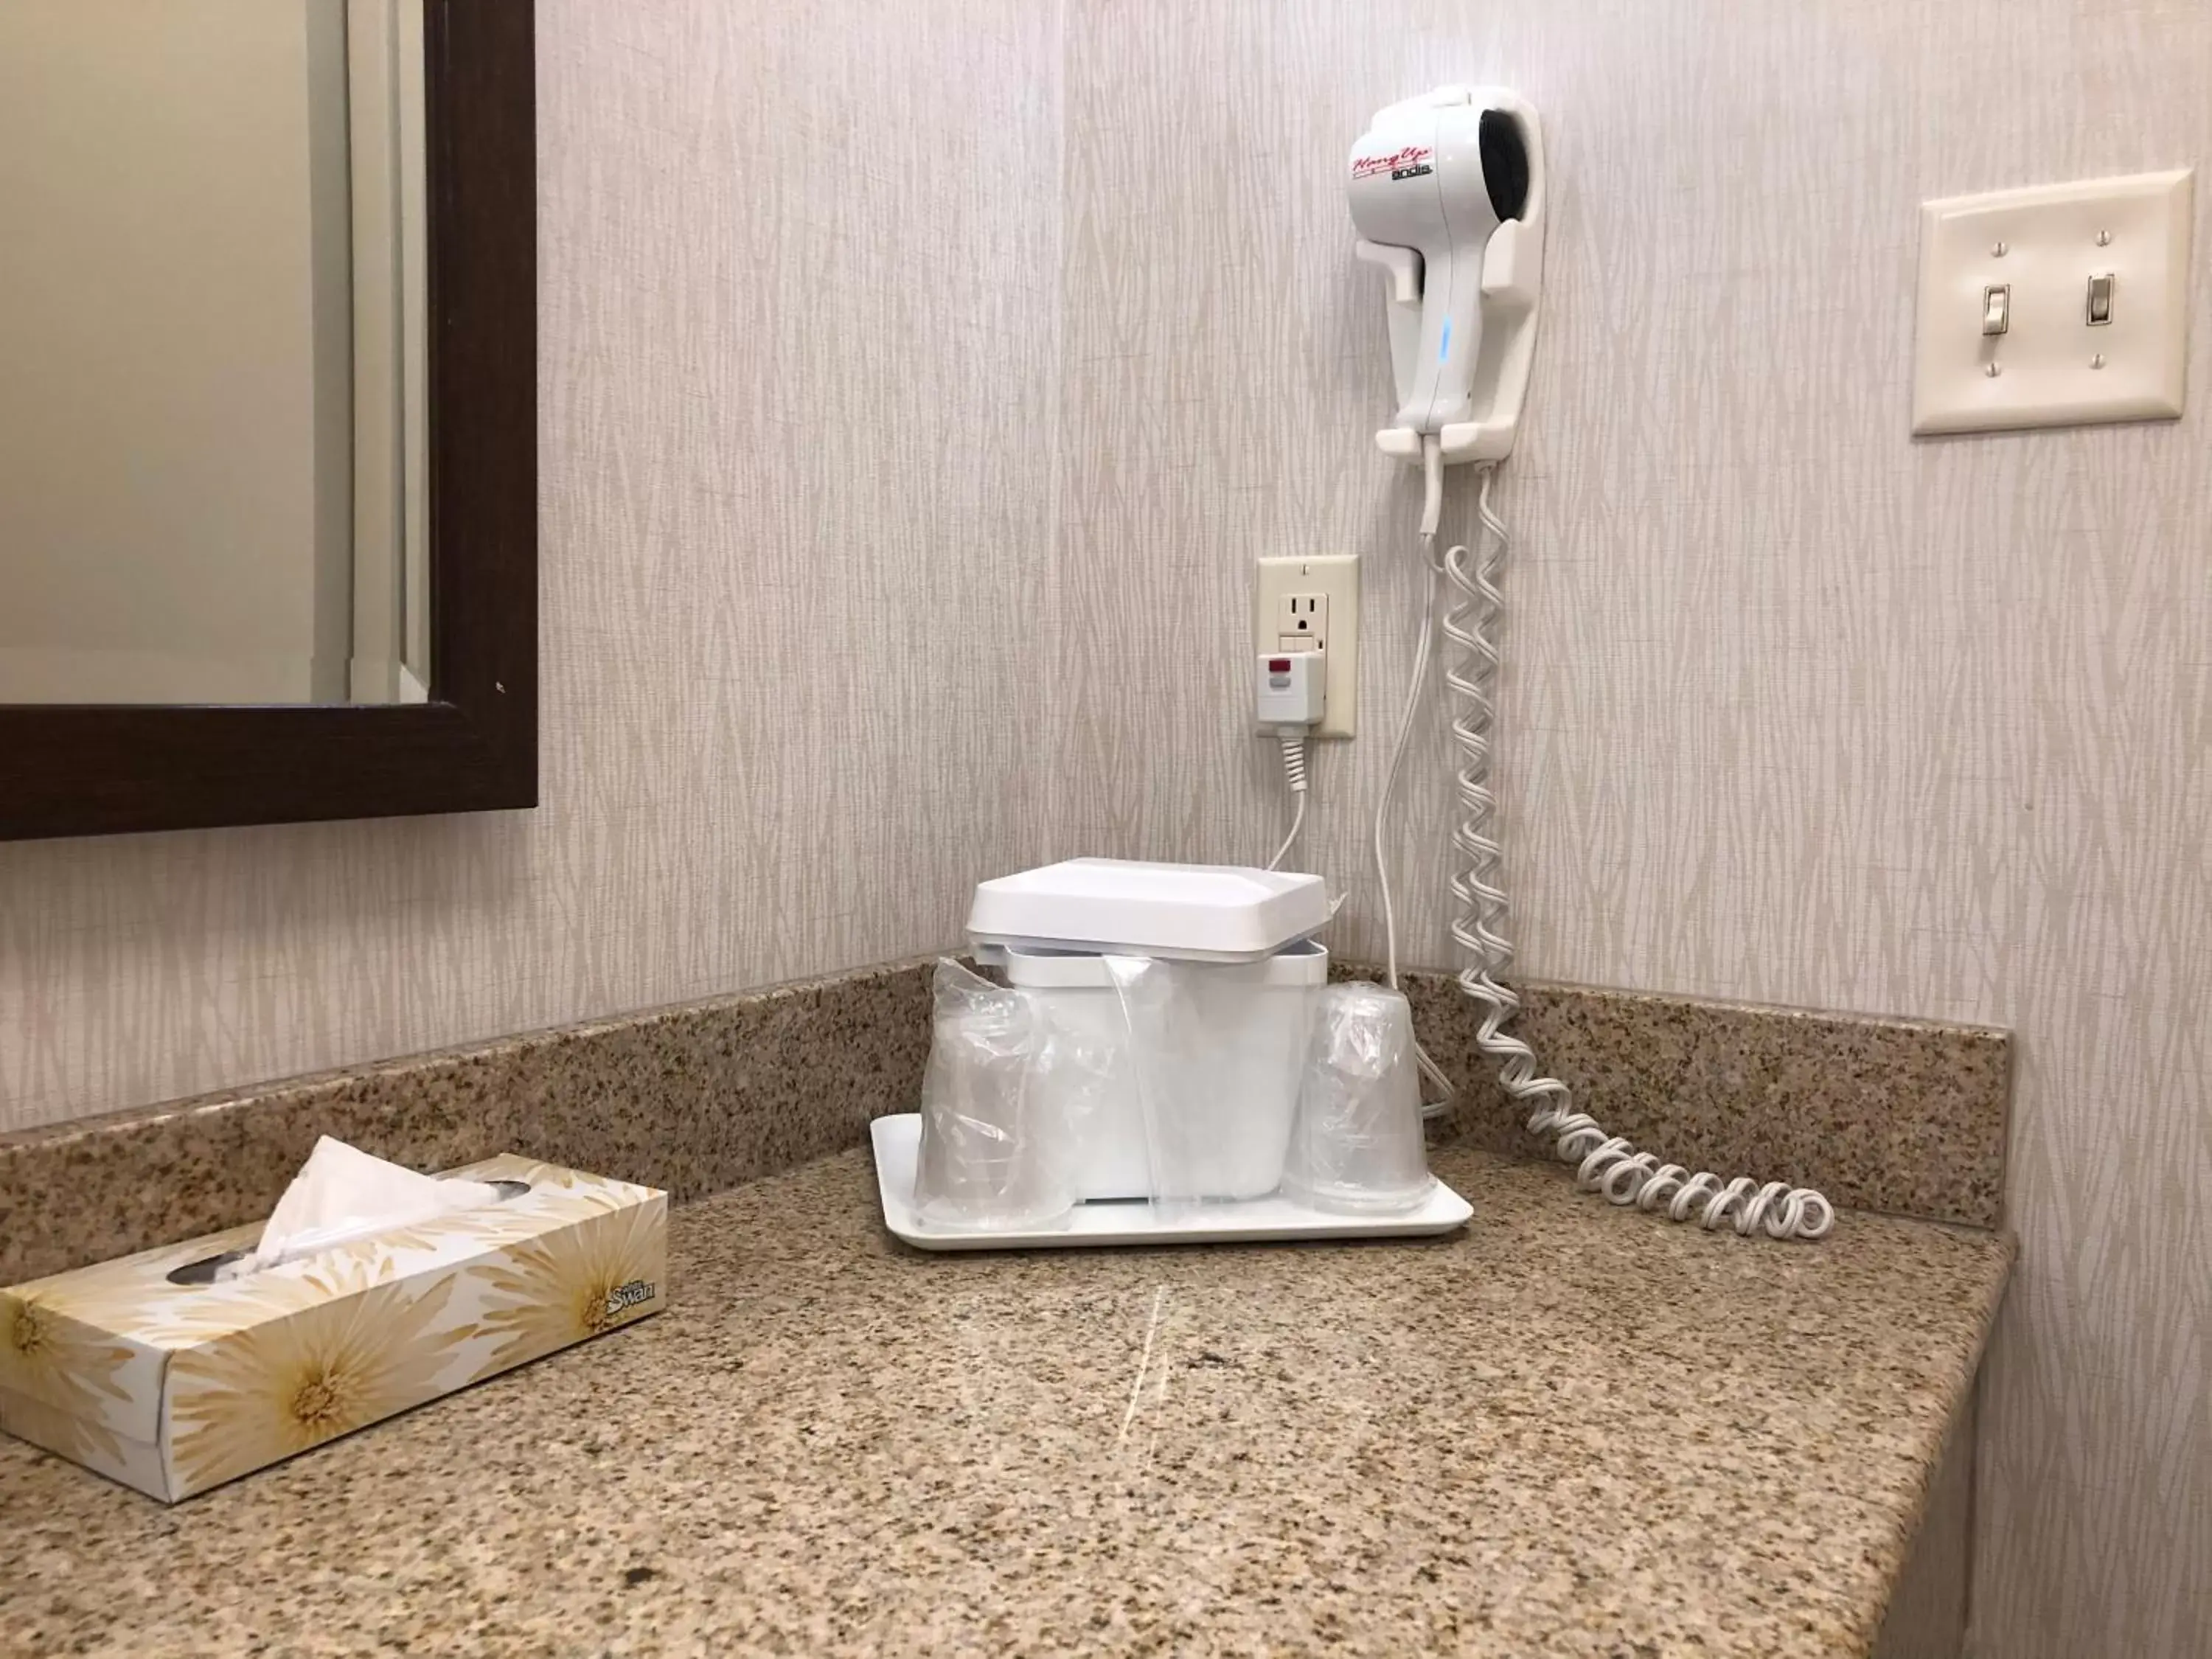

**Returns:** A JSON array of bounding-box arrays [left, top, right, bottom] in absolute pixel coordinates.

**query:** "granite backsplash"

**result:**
[[0, 956, 2008, 1285]]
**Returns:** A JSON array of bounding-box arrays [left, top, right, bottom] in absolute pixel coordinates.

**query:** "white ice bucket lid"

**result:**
[[965, 858, 1329, 964]]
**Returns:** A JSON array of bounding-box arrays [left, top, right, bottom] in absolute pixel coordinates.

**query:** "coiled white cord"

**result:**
[[1432, 449, 1834, 1241]]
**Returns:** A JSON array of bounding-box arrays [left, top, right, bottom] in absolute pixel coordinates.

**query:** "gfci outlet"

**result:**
[[1254, 554, 1358, 737]]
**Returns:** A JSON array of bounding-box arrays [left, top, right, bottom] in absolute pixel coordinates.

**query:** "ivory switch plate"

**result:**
[[1911, 170, 2194, 435]]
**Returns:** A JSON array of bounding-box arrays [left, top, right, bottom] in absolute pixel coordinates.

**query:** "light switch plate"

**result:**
[[1911, 169, 2194, 436], [1253, 554, 1357, 737]]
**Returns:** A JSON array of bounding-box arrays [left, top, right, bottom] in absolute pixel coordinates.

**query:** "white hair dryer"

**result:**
[[1349, 86, 1545, 465], [1344, 89, 1836, 1241]]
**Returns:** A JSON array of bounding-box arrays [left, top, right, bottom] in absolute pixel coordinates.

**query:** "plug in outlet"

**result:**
[[1253, 554, 1358, 737]]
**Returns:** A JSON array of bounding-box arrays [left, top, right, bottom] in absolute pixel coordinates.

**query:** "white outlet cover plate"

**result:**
[[1912, 169, 2194, 436], [1253, 554, 1358, 737]]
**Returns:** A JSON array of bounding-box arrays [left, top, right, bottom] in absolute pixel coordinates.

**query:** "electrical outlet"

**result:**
[[1278, 593, 1329, 651], [1253, 554, 1358, 737]]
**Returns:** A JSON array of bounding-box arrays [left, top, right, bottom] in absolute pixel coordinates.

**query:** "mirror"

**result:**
[[0, 0, 428, 706], [0, 0, 535, 844]]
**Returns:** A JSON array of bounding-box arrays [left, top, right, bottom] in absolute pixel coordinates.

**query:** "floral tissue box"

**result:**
[[0, 1154, 666, 1501]]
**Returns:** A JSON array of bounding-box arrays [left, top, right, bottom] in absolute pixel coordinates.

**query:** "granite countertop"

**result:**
[[1, 1141, 2011, 1658]]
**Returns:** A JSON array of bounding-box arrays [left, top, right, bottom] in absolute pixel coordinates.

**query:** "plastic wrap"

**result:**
[[1105, 956, 1315, 1217], [912, 959, 1111, 1230], [1282, 982, 1434, 1214]]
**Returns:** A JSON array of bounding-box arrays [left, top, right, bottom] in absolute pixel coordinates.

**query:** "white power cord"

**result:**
[[1427, 444, 1834, 1241], [1368, 444, 1458, 1111], [1266, 736, 1310, 871]]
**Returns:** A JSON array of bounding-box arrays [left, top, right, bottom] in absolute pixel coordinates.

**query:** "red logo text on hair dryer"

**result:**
[[1352, 145, 1433, 181]]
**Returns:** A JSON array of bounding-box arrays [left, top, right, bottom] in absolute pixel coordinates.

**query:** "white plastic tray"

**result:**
[[869, 1114, 1472, 1251]]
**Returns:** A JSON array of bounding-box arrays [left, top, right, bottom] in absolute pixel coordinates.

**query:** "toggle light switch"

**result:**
[[2086, 271, 2114, 325], [1913, 168, 2194, 434]]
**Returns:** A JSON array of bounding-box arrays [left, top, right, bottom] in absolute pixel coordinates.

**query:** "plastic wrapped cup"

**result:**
[[913, 959, 1117, 1231], [914, 961, 1075, 1230], [1282, 983, 1434, 1214]]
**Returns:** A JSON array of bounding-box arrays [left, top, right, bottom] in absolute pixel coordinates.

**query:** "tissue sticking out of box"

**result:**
[[3, 1152, 667, 1500], [215, 1136, 505, 1281]]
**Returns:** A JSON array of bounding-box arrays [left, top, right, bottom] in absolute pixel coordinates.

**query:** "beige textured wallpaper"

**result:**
[[3, 1, 2206, 1654], [0, 1, 1062, 1130], [1053, 1, 2210, 1655]]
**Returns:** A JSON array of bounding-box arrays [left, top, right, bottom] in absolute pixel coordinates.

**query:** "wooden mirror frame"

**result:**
[[0, 0, 535, 841]]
